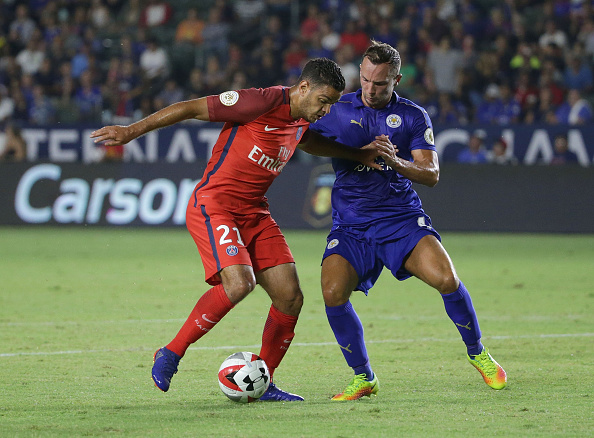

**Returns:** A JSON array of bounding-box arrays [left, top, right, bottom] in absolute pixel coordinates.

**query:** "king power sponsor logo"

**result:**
[[14, 164, 199, 225]]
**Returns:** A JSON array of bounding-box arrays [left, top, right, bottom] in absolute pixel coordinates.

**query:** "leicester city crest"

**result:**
[[386, 114, 402, 128]]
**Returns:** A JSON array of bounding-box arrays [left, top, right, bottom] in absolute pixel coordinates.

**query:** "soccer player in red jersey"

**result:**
[[91, 58, 394, 401]]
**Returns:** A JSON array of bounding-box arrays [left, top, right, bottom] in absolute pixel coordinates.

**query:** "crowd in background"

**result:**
[[0, 0, 593, 161]]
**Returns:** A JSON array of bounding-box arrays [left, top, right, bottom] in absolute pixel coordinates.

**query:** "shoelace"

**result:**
[[474, 352, 497, 375], [343, 374, 368, 395], [161, 355, 179, 376]]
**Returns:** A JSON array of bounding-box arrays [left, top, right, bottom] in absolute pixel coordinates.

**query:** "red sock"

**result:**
[[166, 284, 234, 357], [259, 305, 298, 379]]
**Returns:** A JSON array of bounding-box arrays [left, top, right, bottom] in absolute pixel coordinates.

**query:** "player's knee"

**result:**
[[274, 287, 303, 316], [225, 277, 257, 304], [322, 282, 350, 307], [437, 274, 459, 295]]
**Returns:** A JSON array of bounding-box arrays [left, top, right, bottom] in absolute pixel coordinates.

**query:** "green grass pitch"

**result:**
[[1, 228, 593, 437]]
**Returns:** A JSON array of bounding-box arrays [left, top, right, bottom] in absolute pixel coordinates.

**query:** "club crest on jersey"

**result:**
[[226, 245, 239, 256], [219, 91, 239, 106], [424, 128, 435, 145], [327, 239, 339, 249], [386, 114, 402, 128]]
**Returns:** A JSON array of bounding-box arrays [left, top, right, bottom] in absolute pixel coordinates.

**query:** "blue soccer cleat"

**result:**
[[258, 382, 304, 402], [152, 347, 181, 392]]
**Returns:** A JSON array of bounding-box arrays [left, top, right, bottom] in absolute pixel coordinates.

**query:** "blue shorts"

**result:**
[[322, 216, 441, 294]]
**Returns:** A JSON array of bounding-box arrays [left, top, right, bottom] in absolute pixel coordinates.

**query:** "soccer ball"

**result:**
[[218, 352, 270, 403]]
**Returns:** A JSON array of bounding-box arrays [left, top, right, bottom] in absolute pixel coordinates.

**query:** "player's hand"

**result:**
[[360, 142, 385, 170], [90, 125, 133, 147], [374, 135, 399, 167]]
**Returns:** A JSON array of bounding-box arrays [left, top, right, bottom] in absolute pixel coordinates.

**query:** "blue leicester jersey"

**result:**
[[310, 90, 436, 234]]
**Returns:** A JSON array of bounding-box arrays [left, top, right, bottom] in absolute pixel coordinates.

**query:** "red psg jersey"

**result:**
[[192, 86, 309, 213]]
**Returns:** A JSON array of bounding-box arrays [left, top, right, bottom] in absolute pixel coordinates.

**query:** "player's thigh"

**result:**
[[247, 215, 295, 273], [321, 254, 359, 306], [256, 262, 303, 316], [404, 234, 459, 293], [186, 204, 253, 285]]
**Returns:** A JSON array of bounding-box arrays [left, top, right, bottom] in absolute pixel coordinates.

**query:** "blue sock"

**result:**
[[441, 282, 484, 356], [326, 301, 373, 380]]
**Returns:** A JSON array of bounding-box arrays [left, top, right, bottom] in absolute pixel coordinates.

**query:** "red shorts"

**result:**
[[186, 202, 294, 285]]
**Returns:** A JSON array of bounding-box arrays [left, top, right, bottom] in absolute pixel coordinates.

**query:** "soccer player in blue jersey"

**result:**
[[310, 41, 507, 400]]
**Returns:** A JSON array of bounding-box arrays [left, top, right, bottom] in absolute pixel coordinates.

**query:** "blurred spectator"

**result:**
[[539, 19, 569, 49], [435, 92, 467, 124], [139, 37, 169, 91], [577, 18, 594, 62], [89, 0, 112, 30], [175, 7, 205, 46], [0, 123, 26, 162], [554, 88, 593, 125], [0, 86, 15, 123], [427, 36, 463, 94], [371, 17, 398, 47], [156, 79, 183, 108], [510, 43, 541, 80], [498, 83, 521, 125], [28, 84, 56, 125], [488, 137, 517, 165], [203, 55, 227, 94], [334, 44, 359, 93], [458, 129, 489, 164], [550, 133, 579, 164], [71, 44, 91, 79], [319, 20, 341, 53], [34, 58, 58, 95], [118, 0, 142, 32], [16, 38, 45, 75], [201, 5, 231, 62], [475, 84, 503, 124], [184, 68, 208, 99], [307, 31, 334, 60], [339, 19, 370, 56], [300, 4, 322, 43], [74, 70, 103, 122], [9, 4, 37, 45], [514, 71, 540, 113], [113, 59, 143, 119], [139, 0, 172, 28], [563, 53, 593, 93]]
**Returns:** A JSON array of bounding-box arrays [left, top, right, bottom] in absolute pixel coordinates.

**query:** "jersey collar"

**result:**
[[352, 89, 400, 109]]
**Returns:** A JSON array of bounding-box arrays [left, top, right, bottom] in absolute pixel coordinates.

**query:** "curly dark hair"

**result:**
[[298, 58, 346, 92], [363, 40, 401, 78]]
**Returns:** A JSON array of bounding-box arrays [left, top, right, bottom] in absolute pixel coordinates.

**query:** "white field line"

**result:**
[[1, 332, 593, 358]]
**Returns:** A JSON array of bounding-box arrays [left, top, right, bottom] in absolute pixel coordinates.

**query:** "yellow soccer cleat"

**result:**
[[467, 347, 507, 390], [332, 373, 380, 401]]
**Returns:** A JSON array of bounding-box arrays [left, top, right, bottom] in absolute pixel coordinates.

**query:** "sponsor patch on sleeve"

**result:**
[[424, 128, 434, 145], [219, 91, 239, 106]]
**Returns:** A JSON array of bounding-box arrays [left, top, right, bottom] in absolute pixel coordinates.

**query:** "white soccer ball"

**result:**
[[218, 352, 270, 403]]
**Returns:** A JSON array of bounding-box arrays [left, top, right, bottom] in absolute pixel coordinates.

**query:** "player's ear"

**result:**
[[299, 80, 310, 95], [395, 74, 403, 86]]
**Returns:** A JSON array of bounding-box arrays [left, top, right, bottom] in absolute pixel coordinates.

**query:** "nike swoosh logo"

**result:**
[[264, 125, 279, 131], [202, 314, 219, 324], [283, 339, 292, 343]]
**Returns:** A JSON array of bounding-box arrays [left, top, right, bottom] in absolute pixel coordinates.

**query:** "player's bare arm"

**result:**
[[298, 129, 388, 171], [90, 98, 210, 147], [376, 135, 440, 187]]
